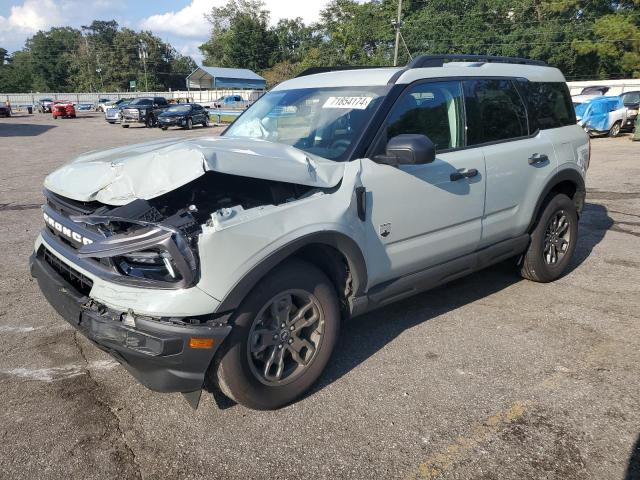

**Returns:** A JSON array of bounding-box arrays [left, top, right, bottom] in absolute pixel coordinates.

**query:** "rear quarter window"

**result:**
[[517, 81, 576, 131]]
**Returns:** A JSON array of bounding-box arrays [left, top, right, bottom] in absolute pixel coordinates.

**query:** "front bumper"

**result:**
[[30, 250, 231, 393], [158, 117, 185, 127], [622, 113, 638, 131]]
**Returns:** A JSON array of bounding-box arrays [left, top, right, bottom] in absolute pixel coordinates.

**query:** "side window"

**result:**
[[517, 81, 576, 131], [385, 81, 465, 152], [464, 79, 528, 145]]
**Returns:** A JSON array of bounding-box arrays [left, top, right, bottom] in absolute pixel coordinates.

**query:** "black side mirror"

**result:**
[[378, 134, 436, 165]]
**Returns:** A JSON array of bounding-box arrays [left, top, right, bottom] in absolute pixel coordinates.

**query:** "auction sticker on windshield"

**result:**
[[323, 96, 373, 109]]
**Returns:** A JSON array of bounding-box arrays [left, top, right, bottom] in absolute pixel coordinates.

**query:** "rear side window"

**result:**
[[463, 79, 528, 145], [517, 81, 575, 131], [385, 80, 465, 151]]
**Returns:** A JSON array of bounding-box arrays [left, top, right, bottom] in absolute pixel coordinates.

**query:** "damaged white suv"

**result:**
[[31, 55, 589, 410]]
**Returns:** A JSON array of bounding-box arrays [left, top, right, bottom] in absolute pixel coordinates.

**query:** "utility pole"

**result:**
[[138, 42, 149, 92], [393, 0, 403, 66], [96, 52, 104, 91]]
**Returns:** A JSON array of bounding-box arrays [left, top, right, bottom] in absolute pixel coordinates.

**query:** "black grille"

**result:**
[[45, 189, 104, 217], [42, 247, 94, 296]]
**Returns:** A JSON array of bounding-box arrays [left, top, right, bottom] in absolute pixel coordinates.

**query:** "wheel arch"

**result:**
[[214, 231, 368, 319], [528, 168, 586, 232]]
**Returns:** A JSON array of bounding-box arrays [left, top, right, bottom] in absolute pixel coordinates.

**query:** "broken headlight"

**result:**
[[116, 250, 181, 282]]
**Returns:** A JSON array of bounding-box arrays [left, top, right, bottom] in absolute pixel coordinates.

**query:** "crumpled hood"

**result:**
[[44, 137, 345, 206]]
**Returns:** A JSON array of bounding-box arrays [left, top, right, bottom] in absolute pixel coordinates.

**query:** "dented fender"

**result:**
[[194, 159, 369, 308]]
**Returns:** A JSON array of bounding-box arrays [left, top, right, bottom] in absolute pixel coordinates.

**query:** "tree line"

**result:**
[[1, 0, 638, 93], [203, 0, 640, 87], [0, 20, 195, 93]]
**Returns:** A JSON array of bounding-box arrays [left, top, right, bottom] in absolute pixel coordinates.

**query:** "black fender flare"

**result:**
[[527, 168, 586, 232], [215, 231, 368, 316]]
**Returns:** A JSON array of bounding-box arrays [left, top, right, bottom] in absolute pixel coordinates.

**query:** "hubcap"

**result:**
[[247, 290, 324, 386], [543, 210, 571, 265]]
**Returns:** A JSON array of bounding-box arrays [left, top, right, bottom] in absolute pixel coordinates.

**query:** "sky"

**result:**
[[0, 0, 335, 64]]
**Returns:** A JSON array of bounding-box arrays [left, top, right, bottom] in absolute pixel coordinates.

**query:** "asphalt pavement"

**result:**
[[1, 112, 639, 479]]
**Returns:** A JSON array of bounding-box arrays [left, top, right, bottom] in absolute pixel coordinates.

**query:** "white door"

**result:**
[[361, 80, 486, 287], [460, 79, 559, 247]]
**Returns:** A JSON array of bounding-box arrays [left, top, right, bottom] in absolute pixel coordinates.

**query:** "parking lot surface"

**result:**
[[1, 112, 639, 480]]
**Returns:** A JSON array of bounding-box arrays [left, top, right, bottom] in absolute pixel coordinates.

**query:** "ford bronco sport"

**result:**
[[31, 55, 589, 410]]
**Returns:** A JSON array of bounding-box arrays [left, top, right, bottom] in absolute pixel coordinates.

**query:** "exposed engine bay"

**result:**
[[45, 172, 316, 289]]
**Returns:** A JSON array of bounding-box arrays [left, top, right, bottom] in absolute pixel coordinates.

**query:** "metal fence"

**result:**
[[1, 89, 265, 108]]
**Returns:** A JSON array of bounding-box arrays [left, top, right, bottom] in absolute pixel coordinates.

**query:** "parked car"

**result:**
[[213, 95, 248, 109], [0, 101, 12, 117], [105, 99, 133, 124], [95, 98, 113, 112], [575, 96, 627, 137], [169, 97, 194, 104], [51, 101, 76, 119], [580, 85, 609, 96], [121, 97, 169, 128], [38, 98, 54, 113], [158, 103, 210, 130], [31, 55, 588, 411], [619, 91, 640, 133], [76, 102, 94, 111]]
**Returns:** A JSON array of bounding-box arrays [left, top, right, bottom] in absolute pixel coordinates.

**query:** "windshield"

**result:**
[[622, 92, 640, 105], [129, 98, 152, 106], [224, 86, 389, 160], [167, 105, 191, 113]]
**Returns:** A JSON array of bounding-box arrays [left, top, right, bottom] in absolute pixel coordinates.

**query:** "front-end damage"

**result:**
[[32, 136, 368, 406]]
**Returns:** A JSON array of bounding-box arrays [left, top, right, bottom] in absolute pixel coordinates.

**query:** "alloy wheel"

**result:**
[[247, 290, 324, 386], [543, 210, 571, 265]]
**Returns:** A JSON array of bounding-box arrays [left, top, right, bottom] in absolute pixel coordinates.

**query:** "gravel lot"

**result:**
[[1, 111, 639, 480]]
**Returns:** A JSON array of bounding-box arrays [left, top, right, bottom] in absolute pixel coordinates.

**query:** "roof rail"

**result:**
[[296, 65, 393, 78], [407, 54, 547, 68]]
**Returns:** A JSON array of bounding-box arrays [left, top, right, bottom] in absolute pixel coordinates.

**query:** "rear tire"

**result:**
[[122, 124, 129, 128], [203, 116, 209, 127], [520, 193, 578, 283], [214, 259, 340, 410]]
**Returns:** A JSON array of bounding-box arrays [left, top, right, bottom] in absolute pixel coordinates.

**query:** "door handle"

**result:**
[[528, 153, 549, 165], [450, 168, 479, 182]]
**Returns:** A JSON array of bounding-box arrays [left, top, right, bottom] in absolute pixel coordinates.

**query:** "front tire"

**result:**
[[214, 259, 340, 410], [520, 193, 578, 283], [609, 121, 621, 137], [186, 118, 193, 130]]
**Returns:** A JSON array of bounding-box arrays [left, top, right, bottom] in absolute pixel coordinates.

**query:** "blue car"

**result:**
[[574, 96, 628, 137]]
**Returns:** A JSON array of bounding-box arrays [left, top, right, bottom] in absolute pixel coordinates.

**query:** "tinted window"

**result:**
[[464, 79, 528, 145], [621, 92, 640, 105], [130, 98, 152, 106], [517, 81, 575, 131], [385, 81, 465, 151]]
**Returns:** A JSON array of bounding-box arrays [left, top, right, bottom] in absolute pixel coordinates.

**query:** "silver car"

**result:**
[[31, 55, 589, 410]]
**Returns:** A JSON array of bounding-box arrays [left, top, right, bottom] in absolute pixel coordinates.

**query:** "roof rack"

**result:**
[[296, 65, 393, 78], [407, 55, 547, 68]]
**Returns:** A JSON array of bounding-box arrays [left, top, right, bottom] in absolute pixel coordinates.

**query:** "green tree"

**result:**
[[200, 0, 278, 71], [27, 27, 82, 91]]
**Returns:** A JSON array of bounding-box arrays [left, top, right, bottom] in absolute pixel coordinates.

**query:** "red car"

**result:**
[[52, 101, 76, 119]]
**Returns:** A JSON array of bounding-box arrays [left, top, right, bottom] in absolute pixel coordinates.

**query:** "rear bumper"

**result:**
[[30, 251, 231, 393]]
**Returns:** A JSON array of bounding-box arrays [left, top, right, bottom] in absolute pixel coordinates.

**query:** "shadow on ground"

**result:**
[[0, 123, 56, 137], [315, 201, 613, 399], [206, 201, 614, 409], [625, 434, 640, 480]]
